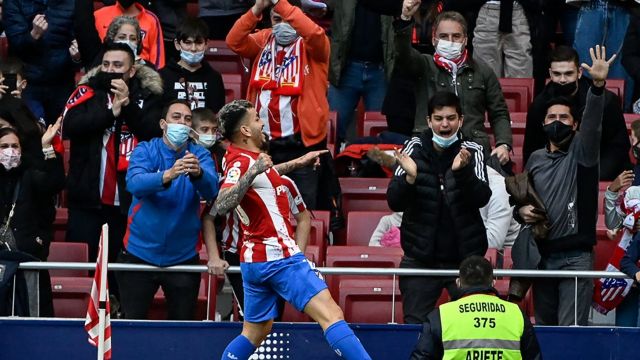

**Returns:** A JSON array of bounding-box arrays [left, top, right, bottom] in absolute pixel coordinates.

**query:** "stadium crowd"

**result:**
[[1, 0, 640, 353]]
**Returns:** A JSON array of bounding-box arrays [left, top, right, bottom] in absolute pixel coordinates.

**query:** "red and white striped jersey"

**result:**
[[215, 174, 306, 254], [220, 145, 302, 263]]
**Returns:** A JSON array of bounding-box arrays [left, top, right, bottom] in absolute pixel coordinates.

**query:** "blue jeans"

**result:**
[[573, 0, 633, 109], [328, 61, 387, 141]]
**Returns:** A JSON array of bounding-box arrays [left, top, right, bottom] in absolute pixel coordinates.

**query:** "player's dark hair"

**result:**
[[459, 256, 493, 288], [218, 100, 254, 139]]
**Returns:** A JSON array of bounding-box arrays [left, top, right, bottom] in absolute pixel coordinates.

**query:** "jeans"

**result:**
[[573, 0, 633, 109], [533, 250, 593, 326], [328, 61, 387, 142]]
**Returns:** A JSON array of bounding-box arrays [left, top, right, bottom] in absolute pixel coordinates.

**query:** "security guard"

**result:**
[[410, 256, 542, 360]]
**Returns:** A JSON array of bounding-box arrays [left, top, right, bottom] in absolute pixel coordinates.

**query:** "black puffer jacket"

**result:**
[[62, 65, 163, 213], [387, 131, 491, 265]]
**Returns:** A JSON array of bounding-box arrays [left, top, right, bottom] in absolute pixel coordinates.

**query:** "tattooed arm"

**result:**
[[214, 153, 273, 215], [273, 150, 329, 175]]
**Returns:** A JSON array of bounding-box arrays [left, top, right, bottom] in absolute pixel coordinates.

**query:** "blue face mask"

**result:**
[[180, 50, 205, 65], [272, 23, 298, 46], [165, 123, 192, 148], [432, 129, 460, 149], [196, 132, 222, 148]]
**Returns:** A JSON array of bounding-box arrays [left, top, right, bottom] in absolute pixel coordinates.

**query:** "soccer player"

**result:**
[[215, 100, 371, 360]]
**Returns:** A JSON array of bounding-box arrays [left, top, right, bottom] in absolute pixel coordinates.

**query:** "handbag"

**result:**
[[0, 180, 20, 251]]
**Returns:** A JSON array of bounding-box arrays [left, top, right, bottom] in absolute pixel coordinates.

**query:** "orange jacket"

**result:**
[[94, 3, 165, 69], [226, 0, 330, 147]]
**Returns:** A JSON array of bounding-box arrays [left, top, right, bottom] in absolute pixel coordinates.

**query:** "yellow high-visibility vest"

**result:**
[[440, 293, 524, 360]]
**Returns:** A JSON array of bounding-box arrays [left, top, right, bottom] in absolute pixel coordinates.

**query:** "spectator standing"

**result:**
[[149, 0, 187, 63], [410, 256, 542, 360], [94, 0, 165, 69], [4, 0, 76, 125], [622, 13, 640, 108], [327, 0, 397, 143], [159, 18, 226, 112], [199, 0, 252, 40], [62, 43, 163, 279], [117, 100, 219, 319], [517, 45, 613, 326], [523, 46, 630, 181], [387, 91, 492, 324], [226, 0, 330, 208], [398, 3, 512, 165]]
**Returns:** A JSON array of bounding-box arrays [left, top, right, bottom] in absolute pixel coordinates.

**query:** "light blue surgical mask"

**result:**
[[180, 50, 205, 65], [196, 133, 222, 148], [432, 130, 459, 149], [165, 123, 192, 148], [272, 23, 298, 46]]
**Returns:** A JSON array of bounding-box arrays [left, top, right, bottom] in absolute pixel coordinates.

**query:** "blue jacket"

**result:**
[[124, 138, 219, 266], [4, 0, 75, 85]]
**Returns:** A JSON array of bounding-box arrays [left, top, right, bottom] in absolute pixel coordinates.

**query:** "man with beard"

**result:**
[[215, 100, 370, 360], [62, 42, 163, 297], [523, 45, 630, 181], [516, 45, 614, 326]]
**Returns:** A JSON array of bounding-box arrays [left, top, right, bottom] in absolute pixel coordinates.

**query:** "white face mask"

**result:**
[[435, 39, 464, 60], [115, 39, 138, 55], [0, 148, 21, 170]]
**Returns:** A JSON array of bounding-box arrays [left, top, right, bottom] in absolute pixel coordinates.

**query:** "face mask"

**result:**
[[115, 39, 138, 55], [165, 123, 192, 148], [549, 81, 578, 97], [118, 0, 136, 9], [180, 50, 205, 66], [272, 23, 298, 46], [432, 129, 460, 149], [435, 39, 464, 60], [543, 121, 574, 145], [196, 133, 221, 148], [0, 148, 21, 170], [94, 72, 124, 91]]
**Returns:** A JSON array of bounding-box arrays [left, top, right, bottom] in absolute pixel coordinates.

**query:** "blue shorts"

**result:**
[[240, 253, 327, 322]]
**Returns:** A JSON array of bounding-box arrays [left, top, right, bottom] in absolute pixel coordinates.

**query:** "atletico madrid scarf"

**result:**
[[433, 50, 468, 96], [250, 36, 304, 96]]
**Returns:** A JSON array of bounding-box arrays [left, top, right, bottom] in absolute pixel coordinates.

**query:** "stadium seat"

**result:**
[[290, 218, 326, 265], [339, 177, 391, 214], [324, 246, 403, 298], [502, 246, 513, 270], [205, 40, 250, 97], [53, 208, 68, 242], [363, 120, 388, 138], [338, 278, 403, 324], [360, 112, 386, 138], [345, 211, 392, 246], [51, 276, 93, 318], [48, 242, 89, 277], [605, 79, 625, 108], [222, 73, 242, 102], [624, 113, 639, 135], [499, 78, 534, 113], [485, 248, 499, 268]]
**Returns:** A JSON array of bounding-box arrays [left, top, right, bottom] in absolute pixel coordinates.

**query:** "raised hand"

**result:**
[[30, 14, 48, 40], [581, 45, 616, 87], [182, 151, 202, 177], [42, 117, 62, 148], [452, 147, 471, 171], [252, 152, 273, 174], [252, 0, 272, 16], [609, 170, 634, 193], [401, 0, 421, 20], [111, 79, 130, 117], [394, 148, 417, 183]]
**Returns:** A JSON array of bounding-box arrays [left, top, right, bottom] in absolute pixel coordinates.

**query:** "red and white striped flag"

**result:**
[[85, 224, 112, 359]]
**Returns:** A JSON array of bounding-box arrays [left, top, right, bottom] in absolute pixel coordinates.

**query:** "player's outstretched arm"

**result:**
[[273, 150, 328, 175], [214, 153, 272, 214]]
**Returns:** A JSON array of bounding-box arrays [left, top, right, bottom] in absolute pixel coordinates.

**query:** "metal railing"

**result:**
[[14, 262, 631, 326]]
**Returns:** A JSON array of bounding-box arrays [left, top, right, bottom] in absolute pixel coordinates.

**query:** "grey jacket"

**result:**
[[328, 0, 396, 86], [394, 20, 512, 151], [526, 86, 605, 254]]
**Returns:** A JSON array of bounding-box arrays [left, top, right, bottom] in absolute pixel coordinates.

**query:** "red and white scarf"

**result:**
[[250, 36, 304, 96], [433, 50, 468, 96]]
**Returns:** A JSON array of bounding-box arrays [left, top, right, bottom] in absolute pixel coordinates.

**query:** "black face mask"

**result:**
[[543, 121, 574, 145], [118, 0, 136, 9], [549, 81, 578, 97], [93, 72, 124, 91], [633, 142, 640, 160]]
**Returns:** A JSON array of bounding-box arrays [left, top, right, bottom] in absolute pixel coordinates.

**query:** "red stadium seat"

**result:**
[[290, 218, 326, 265], [624, 113, 639, 135], [606, 79, 625, 108], [51, 276, 93, 318], [48, 242, 89, 277], [205, 40, 250, 97], [222, 73, 242, 102], [325, 246, 403, 298], [485, 248, 499, 268], [281, 302, 312, 322], [339, 177, 390, 213], [345, 211, 392, 246], [499, 78, 534, 113], [360, 112, 387, 138], [53, 208, 68, 242], [339, 278, 403, 324], [502, 246, 513, 269]]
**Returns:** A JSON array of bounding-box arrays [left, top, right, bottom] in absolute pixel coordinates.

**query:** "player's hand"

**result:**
[[182, 150, 202, 177], [452, 147, 471, 171], [30, 14, 48, 40], [394, 148, 417, 184], [207, 258, 230, 276], [609, 170, 634, 193], [252, 153, 273, 174], [581, 45, 616, 87], [519, 205, 545, 224], [42, 116, 62, 148], [491, 145, 511, 165], [401, 0, 421, 20], [296, 149, 329, 169]]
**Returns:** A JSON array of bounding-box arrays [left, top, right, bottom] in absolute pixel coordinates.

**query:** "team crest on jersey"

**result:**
[[226, 166, 241, 184]]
